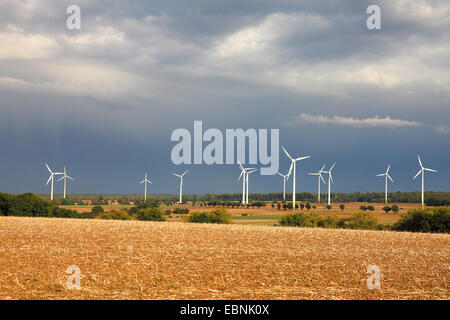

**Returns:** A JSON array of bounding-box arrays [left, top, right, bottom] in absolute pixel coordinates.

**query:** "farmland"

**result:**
[[0, 216, 448, 300], [61, 202, 420, 226]]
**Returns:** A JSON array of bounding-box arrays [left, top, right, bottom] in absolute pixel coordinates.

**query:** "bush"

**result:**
[[136, 207, 167, 221], [91, 205, 104, 214], [340, 212, 379, 230], [188, 209, 232, 224], [326, 205, 332, 210], [173, 208, 190, 214], [382, 206, 391, 214], [279, 213, 306, 227], [360, 206, 367, 211], [391, 205, 399, 213], [96, 210, 131, 220], [393, 207, 450, 233], [339, 204, 345, 212], [367, 205, 375, 211]]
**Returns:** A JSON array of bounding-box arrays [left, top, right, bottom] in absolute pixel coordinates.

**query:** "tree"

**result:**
[[360, 205, 367, 211], [271, 203, 275, 209], [340, 204, 345, 212], [300, 203, 305, 210], [305, 203, 311, 210], [367, 205, 375, 211], [312, 205, 316, 209], [391, 204, 399, 213], [382, 206, 391, 214], [326, 205, 332, 210]]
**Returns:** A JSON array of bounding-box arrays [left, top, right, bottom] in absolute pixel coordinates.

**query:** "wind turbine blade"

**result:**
[[172, 173, 181, 177], [320, 164, 326, 172], [387, 174, 394, 182], [66, 175, 74, 181], [244, 167, 255, 171], [287, 163, 293, 176], [238, 171, 244, 181], [45, 163, 52, 174], [148, 180, 153, 184], [329, 172, 334, 183], [295, 156, 310, 161], [330, 163, 336, 171], [417, 155, 423, 168], [319, 173, 325, 184], [248, 169, 257, 174], [308, 173, 318, 175], [57, 176, 65, 181], [386, 164, 390, 173], [376, 173, 385, 177], [281, 146, 293, 160], [424, 168, 437, 173], [237, 160, 244, 170], [140, 180, 145, 184], [182, 170, 189, 176], [46, 175, 52, 186], [412, 170, 422, 180], [277, 172, 283, 177]]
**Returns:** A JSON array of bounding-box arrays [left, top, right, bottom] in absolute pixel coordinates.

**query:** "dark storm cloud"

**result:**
[[0, 0, 449, 193]]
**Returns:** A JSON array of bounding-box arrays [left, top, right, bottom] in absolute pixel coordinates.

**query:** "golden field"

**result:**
[[0, 216, 448, 300]]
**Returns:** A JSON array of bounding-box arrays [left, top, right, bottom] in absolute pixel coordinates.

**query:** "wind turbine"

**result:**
[[308, 164, 326, 203], [277, 163, 293, 200], [139, 173, 152, 201], [237, 161, 255, 205], [322, 163, 335, 206], [281, 146, 310, 211], [376, 165, 393, 204], [172, 171, 189, 204], [246, 169, 258, 204], [412, 155, 437, 209], [58, 166, 74, 199], [45, 163, 63, 201]]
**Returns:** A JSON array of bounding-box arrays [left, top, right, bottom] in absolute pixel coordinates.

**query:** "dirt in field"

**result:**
[[0, 217, 448, 300]]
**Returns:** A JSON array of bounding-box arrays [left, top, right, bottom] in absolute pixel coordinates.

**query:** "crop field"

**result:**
[[0, 216, 448, 300]]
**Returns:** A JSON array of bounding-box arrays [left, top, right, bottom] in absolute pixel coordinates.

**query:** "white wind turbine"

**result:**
[[237, 161, 255, 205], [376, 165, 393, 204], [308, 164, 326, 203], [281, 146, 310, 211], [412, 155, 437, 209], [246, 169, 258, 204], [45, 163, 63, 201], [277, 163, 293, 201], [322, 163, 335, 206], [139, 173, 152, 201], [172, 171, 189, 204], [58, 166, 74, 199]]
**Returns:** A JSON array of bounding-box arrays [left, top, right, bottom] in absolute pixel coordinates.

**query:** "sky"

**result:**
[[0, 0, 449, 195]]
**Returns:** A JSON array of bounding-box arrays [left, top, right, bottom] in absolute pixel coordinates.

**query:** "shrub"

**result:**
[[173, 208, 190, 214], [382, 206, 391, 214], [91, 205, 104, 214], [367, 205, 375, 211], [339, 204, 345, 212], [360, 206, 367, 211], [393, 207, 450, 233], [391, 205, 399, 213], [279, 213, 307, 227], [188, 209, 232, 224], [340, 212, 379, 230], [137, 207, 167, 221], [96, 210, 131, 220], [326, 205, 332, 210]]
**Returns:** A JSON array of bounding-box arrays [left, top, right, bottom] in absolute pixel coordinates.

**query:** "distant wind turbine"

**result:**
[[45, 163, 63, 201], [376, 164, 393, 204], [322, 163, 335, 206], [277, 163, 293, 201], [412, 155, 437, 209], [172, 171, 189, 204], [139, 173, 152, 201], [238, 161, 255, 205], [58, 166, 74, 199], [281, 146, 310, 211], [308, 164, 326, 203]]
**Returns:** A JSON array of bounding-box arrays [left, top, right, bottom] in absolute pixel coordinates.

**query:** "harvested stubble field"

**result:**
[[0, 216, 448, 300]]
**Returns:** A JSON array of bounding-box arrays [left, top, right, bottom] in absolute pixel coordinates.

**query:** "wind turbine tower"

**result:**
[[139, 173, 152, 201], [308, 164, 326, 203], [172, 171, 189, 204], [376, 165, 394, 204], [281, 146, 310, 211], [58, 166, 74, 199], [413, 155, 437, 209]]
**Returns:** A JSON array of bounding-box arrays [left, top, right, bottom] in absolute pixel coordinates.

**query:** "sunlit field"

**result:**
[[0, 216, 448, 300]]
